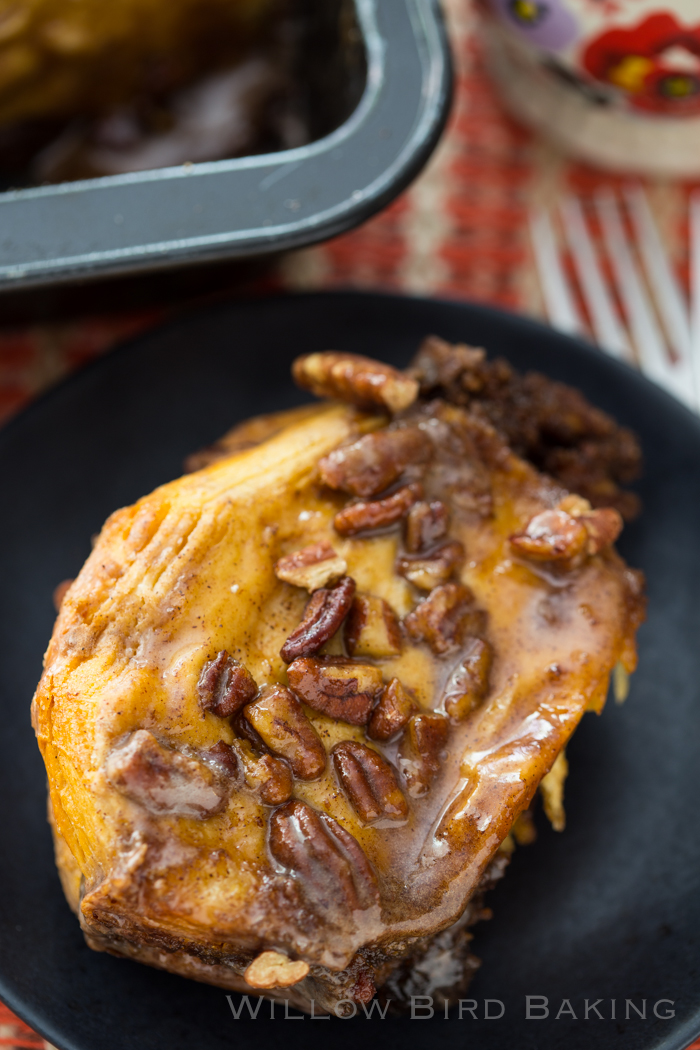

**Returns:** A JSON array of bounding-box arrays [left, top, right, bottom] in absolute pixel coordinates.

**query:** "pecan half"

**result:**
[[286, 657, 384, 725], [397, 540, 465, 591], [269, 799, 379, 912], [351, 966, 376, 1005], [344, 594, 402, 659], [580, 507, 623, 554], [244, 951, 309, 989], [442, 638, 493, 722], [213, 738, 293, 806], [280, 575, 356, 663], [333, 482, 423, 537], [197, 651, 258, 718], [403, 582, 477, 655], [105, 730, 226, 818], [319, 425, 432, 498], [275, 540, 348, 592], [404, 500, 449, 553], [244, 685, 326, 780], [293, 351, 419, 414], [510, 509, 588, 562], [332, 741, 408, 824], [367, 678, 416, 741], [398, 713, 449, 798]]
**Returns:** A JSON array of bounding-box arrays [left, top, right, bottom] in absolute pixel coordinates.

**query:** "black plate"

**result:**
[[1, 291, 698, 1050]]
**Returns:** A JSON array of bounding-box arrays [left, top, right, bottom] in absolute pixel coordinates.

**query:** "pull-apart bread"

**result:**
[[0, 0, 272, 128], [32, 340, 645, 1013]]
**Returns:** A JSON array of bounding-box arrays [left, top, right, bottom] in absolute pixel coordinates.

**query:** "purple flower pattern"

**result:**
[[487, 0, 580, 52]]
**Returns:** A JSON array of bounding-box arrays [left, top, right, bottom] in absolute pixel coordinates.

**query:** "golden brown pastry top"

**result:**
[[32, 350, 644, 980]]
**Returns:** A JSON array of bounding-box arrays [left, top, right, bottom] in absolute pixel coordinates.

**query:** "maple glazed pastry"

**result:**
[[32, 340, 645, 1013]]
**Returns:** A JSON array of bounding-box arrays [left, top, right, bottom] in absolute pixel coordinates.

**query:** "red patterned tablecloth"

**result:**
[[0, 0, 698, 1045], [0, 1, 698, 430]]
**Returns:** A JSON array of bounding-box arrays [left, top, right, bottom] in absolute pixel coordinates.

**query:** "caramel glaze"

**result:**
[[32, 397, 644, 1011]]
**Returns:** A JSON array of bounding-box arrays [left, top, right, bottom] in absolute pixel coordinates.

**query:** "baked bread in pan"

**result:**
[[0, 0, 272, 128], [33, 342, 645, 1012]]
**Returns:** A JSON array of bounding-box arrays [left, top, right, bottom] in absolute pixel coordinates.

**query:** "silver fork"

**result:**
[[530, 188, 700, 414]]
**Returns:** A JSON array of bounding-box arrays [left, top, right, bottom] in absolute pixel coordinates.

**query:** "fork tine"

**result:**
[[623, 186, 697, 409], [690, 191, 700, 408], [559, 197, 632, 361], [595, 189, 692, 408], [529, 208, 585, 337]]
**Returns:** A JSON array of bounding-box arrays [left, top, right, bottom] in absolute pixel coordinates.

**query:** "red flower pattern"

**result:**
[[583, 12, 700, 114]]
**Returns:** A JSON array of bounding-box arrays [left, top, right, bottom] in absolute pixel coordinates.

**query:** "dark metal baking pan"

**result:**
[[0, 0, 451, 292]]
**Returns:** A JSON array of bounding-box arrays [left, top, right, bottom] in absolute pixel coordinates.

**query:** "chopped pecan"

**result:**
[[253, 754, 294, 806], [510, 509, 588, 562], [319, 425, 432, 498], [398, 713, 449, 798], [442, 638, 493, 722], [333, 482, 423, 537], [215, 737, 293, 806], [403, 582, 477, 655], [293, 351, 419, 414], [280, 576, 356, 663], [269, 799, 379, 912], [105, 730, 226, 818], [332, 741, 408, 824], [275, 540, 348, 592], [244, 951, 309, 989], [580, 507, 623, 554], [286, 657, 384, 725], [207, 738, 292, 806], [409, 334, 486, 390], [397, 540, 465, 591], [404, 500, 449, 553], [367, 678, 416, 741], [512, 503, 621, 562], [344, 594, 402, 659], [230, 710, 266, 751], [197, 651, 258, 718], [204, 740, 240, 778], [244, 685, 326, 780]]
